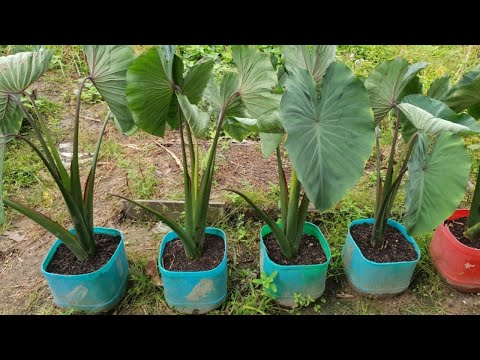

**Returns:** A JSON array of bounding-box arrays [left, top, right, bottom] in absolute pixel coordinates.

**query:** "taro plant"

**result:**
[[227, 45, 375, 259], [366, 57, 480, 248], [423, 64, 480, 241], [1, 46, 136, 260], [116, 45, 281, 260]]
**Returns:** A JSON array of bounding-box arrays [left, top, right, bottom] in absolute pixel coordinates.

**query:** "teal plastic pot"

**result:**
[[41, 227, 128, 313], [158, 227, 227, 314], [342, 218, 421, 297], [260, 222, 331, 307]]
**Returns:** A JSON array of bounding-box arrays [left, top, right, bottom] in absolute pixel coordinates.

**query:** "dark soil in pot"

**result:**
[[445, 217, 480, 249], [162, 234, 224, 272], [47, 233, 121, 275], [263, 233, 327, 265], [350, 223, 417, 263]]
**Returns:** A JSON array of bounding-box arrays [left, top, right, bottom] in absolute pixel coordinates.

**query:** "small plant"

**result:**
[[365, 57, 479, 247], [117, 45, 280, 260], [293, 293, 315, 309], [1, 46, 136, 260], [228, 45, 375, 259], [253, 271, 278, 297]]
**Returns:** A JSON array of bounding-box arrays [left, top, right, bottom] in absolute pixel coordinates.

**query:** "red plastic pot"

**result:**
[[430, 209, 480, 293]]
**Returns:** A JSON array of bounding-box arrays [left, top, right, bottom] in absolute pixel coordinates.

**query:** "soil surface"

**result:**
[[162, 234, 224, 272], [46, 233, 121, 275], [263, 233, 327, 265], [446, 217, 480, 249], [350, 223, 418, 263]]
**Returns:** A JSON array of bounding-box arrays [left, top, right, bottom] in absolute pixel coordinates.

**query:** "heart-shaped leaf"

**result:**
[[365, 58, 428, 124], [281, 64, 374, 211], [404, 132, 471, 235], [84, 45, 137, 135]]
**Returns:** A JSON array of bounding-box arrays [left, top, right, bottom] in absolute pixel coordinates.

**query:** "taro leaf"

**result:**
[[0, 49, 52, 224], [84, 45, 137, 135], [176, 93, 210, 139], [0, 49, 52, 93], [232, 45, 281, 131], [0, 49, 52, 136], [282, 45, 336, 91], [126, 45, 212, 138], [204, 72, 249, 120], [404, 132, 470, 236], [398, 95, 480, 140], [427, 74, 452, 101], [446, 75, 480, 114], [223, 117, 258, 142], [259, 132, 283, 158], [126, 47, 175, 137], [280, 64, 374, 211], [364, 57, 428, 125], [183, 58, 214, 104], [468, 103, 480, 120]]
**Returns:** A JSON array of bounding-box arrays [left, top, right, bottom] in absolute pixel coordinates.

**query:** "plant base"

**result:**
[[342, 218, 421, 298], [260, 222, 331, 308], [430, 209, 480, 293], [41, 227, 129, 314], [158, 227, 228, 314]]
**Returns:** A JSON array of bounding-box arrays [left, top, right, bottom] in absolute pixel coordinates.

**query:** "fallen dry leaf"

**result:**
[[336, 293, 354, 299], [3, 231, 26, 242], [145, 259, 163, 287]]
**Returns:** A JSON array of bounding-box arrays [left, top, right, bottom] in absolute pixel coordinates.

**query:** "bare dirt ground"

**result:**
[[1, 71, 479, 315]]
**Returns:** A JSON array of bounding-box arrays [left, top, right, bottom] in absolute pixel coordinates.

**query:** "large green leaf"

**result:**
[[126, 47, 174, 137], [176, 93, 210, 139], [223, 117, 258, 142], [281, 64, 374, 211], [183, 58, 214, 104], [446, 76, 480, 113], [0, 49, 52, 136], [204, 72, 248, 118], [0, 49, 52, 225], [259, 132, 283, 158], [0, 95, 22, 136], [84, 45, 137, 135], [365, 58, 428, 124], [404, 132, 470, 235], [0, 49, 52, 93], [282, 45, 336, 91], [398, 95, 480, 137], [427, 75, 452, 101], [233, 45, 281, 122]]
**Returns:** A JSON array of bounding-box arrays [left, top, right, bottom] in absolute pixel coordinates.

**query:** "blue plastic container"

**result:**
[[41, 227, 128, 313], [260, 222, 331, 307], [159, 227, 227, 314], [342, 218, 421, 297]]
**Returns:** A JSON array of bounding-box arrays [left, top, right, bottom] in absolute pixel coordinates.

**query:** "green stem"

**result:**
[[178, 106, 194, 246], [294, 193, 309, 253], [465, 221, 480, 242], [24, 91, 70, 188], [192, 95, 233, 253], [374, 126, 382, 220], [15, 97, 58, 178], [83, 112, 111, 231], [468, 163, 480, 228], [276, 146, 289, 233], [193, 138, 199, 201], [384, 108, 401, 190], [71, 76, 94, 255], [286, 168, 301, 254], [185, 122, 196, 203], [0, 136, 5, 224]]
